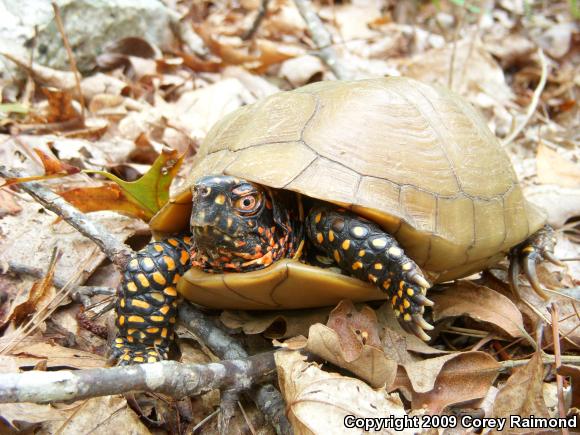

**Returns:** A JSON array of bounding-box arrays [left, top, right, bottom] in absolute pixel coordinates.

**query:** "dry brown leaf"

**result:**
[[53, 396, 149, 435], [393, 352, 500, 414], [397, 38, 514, 107], [2, 340, 105, 370], [275, 350, 414, 434], [220, 308, 330, 339], [430, 281, 525, 338], [306, 323, 396, 388], [525, 184, 580, 227], [326, 300, 381, 361], [42, 87, 80, 124], [536, 144, 580, 188], [0, 402, 76, 431], [491, 352, 550, 434]]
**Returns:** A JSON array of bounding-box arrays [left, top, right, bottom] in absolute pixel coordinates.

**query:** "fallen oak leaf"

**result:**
[[63, 147, 183, 220], [430, 281, 525, 338], [306, 323, 397, 388], [0, 149, 80, 187], [391, 351, 500, 414], [491, 352, 550, 434], [326, 300, 381, 362], [275, 350, 415, 434], [59, 183, 151, 221]]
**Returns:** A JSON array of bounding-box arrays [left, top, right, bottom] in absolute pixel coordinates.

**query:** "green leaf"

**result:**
[[85, 148, 184, 220]]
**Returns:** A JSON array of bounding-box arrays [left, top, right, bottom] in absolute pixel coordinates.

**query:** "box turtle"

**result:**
[[111, 78, 561, 364]]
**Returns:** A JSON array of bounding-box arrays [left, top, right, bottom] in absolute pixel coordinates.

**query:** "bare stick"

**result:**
[[179, 304, 292, 435], [293, 0, 352, 80], [243, 0, 270, 40], [51, 2, 86, 121], [0, 166, 133, 269], [502, 48, 548, 146], [0, 353, 276, 404], [219, 390, 240, 434], [549, 303, 570, 433]]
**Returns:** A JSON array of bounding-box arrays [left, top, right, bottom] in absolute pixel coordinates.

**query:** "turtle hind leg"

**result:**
[[509, 225, 564, 300], [305, 206, 434, 341], [111, 236, 192, 365]]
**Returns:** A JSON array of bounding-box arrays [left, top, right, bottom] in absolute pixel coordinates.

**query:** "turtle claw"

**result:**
[[414, 293, 435, 307], [410, 273, 430, 290], [523, 255, 549, 299], [510, 225, 563, 300], [413, 314, 434, 331], [403, 318, 432, 341]]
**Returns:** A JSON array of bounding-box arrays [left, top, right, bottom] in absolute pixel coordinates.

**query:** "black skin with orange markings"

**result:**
[[112, 176, 559, 364], [306, 206, 430, 322]]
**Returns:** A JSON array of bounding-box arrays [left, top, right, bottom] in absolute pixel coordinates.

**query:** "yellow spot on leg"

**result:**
[[215, 194, 226, 205], [333, 250, 341, 263], [407, 288, 414, 296], [128, 315, 145, 323], [137, 274, 150, 288], [126, 282, 137, 292], [131, 299, 150, 309], [352, 261, 363, 270], [152, 272, 166, 286], [164, 256, 176, 271], [341, 240, 351, 250], [403, 299, 410, 308], [328, 230, 335, 242], [403, 313, 411, 322], [358, 250, 366, 257], [374, 263, 383, 270], [164, 287, 177, 297], [315, 212, 322, 223], [316, 233, 324, 244]]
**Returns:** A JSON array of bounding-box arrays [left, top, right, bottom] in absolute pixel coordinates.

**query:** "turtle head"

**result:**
[[190, 175, 295, 272]]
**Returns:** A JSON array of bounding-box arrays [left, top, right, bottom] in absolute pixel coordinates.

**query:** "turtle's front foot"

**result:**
[[509, 225, 564, 299], [305, 205, 435, 341], [389, 263, 435, 341]]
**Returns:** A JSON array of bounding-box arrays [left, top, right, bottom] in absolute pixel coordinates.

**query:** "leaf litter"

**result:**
[[0, 0, 578, 433]]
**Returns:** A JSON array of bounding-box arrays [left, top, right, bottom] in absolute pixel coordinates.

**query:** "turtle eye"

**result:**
[[234, 194, 261, 213]]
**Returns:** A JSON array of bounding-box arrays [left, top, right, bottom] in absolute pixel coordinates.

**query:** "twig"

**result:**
[[51, 2, 86, 121], [549, 303, 569, 433], [502, 48, 548, 146], [218, 390, 240, 434], [293, 0, 352, 80], [0, 166, 132, 269], [243, 0, 270, 40], [499, 354, 580, 371], [0, 353, 276, 404], [179, 304, 292, 435]]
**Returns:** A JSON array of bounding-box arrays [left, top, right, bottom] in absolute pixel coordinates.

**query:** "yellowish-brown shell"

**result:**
[[151, 78, 545, 309]]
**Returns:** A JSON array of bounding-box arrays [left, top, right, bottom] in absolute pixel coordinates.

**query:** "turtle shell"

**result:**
[[151, 78, 545, 308]]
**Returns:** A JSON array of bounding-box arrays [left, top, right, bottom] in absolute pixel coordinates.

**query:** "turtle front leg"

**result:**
[[111, 236, 192, 365], [306, 206, 434, 340], [509, 225, 564, 299]]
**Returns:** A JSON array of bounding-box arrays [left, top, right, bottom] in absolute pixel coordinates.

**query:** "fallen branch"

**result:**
[[179, 304, 292, 435], [293, 0, 352, 80], [0, 166, 133, 269], [0, 353, 276, 404], [243, 0, 270, 40]]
